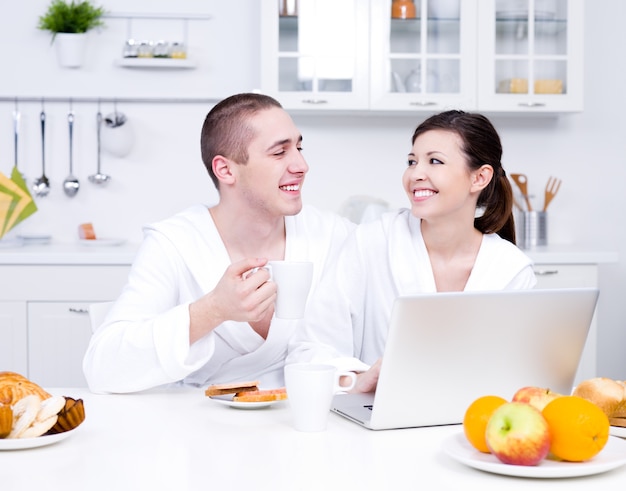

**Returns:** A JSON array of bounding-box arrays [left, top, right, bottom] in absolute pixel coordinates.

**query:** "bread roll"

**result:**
[[573, 377, 626, 418], [0, 372, 51, 406]]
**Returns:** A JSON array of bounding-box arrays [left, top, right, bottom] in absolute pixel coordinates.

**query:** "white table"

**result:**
[[2, 388, 625, 490]]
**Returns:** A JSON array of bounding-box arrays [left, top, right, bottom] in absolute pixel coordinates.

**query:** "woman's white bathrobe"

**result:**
[[83, 204, 354, 393], [287, 208, 537, 373]]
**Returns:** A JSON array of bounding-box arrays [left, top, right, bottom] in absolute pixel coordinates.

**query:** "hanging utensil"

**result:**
[[542, 176, 561, 212], [63, 111, 80, 197], [88, 111, 111, 186], [12, 108, 26, 182], [510, 173, 532, 211], [32, 110, 50, 197]]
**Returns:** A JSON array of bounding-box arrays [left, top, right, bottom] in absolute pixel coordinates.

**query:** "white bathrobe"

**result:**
[[287, 208, 537, 373], [83, 204, 354, 393]]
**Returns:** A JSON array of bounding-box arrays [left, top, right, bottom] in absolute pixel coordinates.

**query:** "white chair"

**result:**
[[88, 301, 113, 333]]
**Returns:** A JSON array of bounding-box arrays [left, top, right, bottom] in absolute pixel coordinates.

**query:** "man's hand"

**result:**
[[189, 258, 277, 343]]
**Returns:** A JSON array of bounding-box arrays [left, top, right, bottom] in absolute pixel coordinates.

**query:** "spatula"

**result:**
[[510, 173, 532, 211], [543, 176, 561, 212]]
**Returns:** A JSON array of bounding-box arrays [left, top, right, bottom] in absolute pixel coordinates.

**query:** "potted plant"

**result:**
[[38, 0, 106, 68]]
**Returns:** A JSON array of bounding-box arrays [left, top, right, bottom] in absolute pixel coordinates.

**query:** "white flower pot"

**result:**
[[54, 33, 88, 68]]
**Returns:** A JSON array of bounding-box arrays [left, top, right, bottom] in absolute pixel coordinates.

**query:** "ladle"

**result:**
[[63, 111, 80, 197], [88, 111, 111, 186], [32, 110, 50, 197]]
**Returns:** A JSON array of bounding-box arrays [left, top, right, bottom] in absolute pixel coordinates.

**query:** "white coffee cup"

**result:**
[[266, 261, 313, 319], [284, 363, 357, 432]]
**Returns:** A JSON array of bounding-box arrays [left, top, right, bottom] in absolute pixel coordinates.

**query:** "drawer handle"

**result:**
[[533, 269, 559, 276], [68, 307, 89, 314], [409, 101, 437, 107], [301, 99, 328, 105], [518, 102, 546, 108]]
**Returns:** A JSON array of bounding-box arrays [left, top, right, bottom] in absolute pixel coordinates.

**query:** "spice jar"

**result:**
[[391, 0, 417, 19], [137, 41, 154, 58], [153, 40, 170, 58], [123, 39, 138, 58], [169, 42, 187, 59]]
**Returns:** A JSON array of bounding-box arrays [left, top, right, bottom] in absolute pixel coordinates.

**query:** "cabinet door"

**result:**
[[261, 0, 370, 110], [0, 302, 28, 375], [28, 302, 93, 387], [477, 0, 583, 112], [533, 264, 598, 386], [370, 0, 477, 111]]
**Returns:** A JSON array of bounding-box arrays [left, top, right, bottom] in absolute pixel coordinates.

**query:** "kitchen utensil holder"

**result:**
[[519, 211, 547, 249]]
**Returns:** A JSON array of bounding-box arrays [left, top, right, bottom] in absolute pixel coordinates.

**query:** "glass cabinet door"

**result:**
[[261, 0, 369, 111], [478, 0, 583, 112], [369, 0, 476, 111]]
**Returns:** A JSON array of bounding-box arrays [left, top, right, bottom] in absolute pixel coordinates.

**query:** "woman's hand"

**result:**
[[351, 358, 382, 394]]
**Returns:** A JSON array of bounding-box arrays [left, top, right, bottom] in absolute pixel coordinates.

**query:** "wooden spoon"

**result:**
[[511, 173, 532, 211], [543, 176, 561, 211]]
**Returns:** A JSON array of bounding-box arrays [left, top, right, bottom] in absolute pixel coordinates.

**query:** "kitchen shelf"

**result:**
[[114, 58, 196, 69]]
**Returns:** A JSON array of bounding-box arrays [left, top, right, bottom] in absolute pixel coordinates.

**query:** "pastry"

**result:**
[[0, 371, 51, 406], [573, 377, 626, 420], [47, 397, 85, 434], [0, 404, 12, 438], [233, 387, 287, 402]]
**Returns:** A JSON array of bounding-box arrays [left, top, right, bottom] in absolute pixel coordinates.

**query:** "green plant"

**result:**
[[38, 0, 106, 42]]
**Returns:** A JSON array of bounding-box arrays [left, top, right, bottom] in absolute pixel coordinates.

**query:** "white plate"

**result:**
[[611, 426, 626, 438], [17, 234, 52, 245], [209, 395, 285, 410], [0, 427, 78, 451], [442, 432, 626, 478], [78, 238, 126, 247]]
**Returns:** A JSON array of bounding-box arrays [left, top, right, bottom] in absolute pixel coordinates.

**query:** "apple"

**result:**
[[512, 386, 563, 412], [485, 402, 551, 466]]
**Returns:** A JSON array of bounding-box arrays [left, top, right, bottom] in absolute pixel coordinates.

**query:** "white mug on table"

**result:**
[[284, 363, 357, 432], [266, 260, 313, 319]]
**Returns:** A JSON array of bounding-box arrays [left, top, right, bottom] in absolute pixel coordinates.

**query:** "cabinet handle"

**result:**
[[409, 101, 437, 107], [301, 99, 328, 105], [533, 269, 559, 276], [518, 102, 546, 108], [68, 307, 89, 314]]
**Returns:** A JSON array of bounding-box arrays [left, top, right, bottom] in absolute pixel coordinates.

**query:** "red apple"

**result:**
[[485, 402, 551, 466], [512, 386, 563, 412]]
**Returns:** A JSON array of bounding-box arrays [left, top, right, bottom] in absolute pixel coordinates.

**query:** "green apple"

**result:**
[[485, 402, 551, 466], [512, 386, 563, 411]]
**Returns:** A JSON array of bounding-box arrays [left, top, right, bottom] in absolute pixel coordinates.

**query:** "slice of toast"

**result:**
[[233, 387, 287, 402], [205, 380, 259, 397]]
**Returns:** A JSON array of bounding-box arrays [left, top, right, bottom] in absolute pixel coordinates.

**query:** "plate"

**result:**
[[209, 395, 285, 410], [78, 238, 126, 247], [17, 234, 52, 245], [611, 426, 626, 439], [0, 427, 78, 451], [442, 432, 626, 478], [0, 237, 24, 248]]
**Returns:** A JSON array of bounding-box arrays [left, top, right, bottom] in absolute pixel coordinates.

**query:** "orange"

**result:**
[[463, 395, 507, 453], [542, 395, 610, 462]]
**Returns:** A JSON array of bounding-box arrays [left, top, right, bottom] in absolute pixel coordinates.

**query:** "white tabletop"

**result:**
[[2, 388, 626, 491]]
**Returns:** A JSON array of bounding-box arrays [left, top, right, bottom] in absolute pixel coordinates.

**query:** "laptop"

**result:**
[[331, 288, 599, 430]]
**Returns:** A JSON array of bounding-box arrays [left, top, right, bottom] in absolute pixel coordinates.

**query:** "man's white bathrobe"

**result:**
[[83, 204, 354, 393], [287, 208, 537, 373]]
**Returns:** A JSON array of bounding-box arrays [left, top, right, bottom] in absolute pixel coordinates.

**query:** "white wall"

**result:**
[[2, 1, 625, 379]]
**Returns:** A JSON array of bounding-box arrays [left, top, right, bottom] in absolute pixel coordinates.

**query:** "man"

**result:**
[[83, 93, 354, 393]]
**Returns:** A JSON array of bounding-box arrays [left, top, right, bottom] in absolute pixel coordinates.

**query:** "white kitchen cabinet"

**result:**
[[369, 0, 477, 112], [0, 302, 28, 375], [261, 0, 583, 114], [260, 0, 370, 111], [477, 0, 584, 112], [533, 263, 598, 386], [0, 264, 130, 387]]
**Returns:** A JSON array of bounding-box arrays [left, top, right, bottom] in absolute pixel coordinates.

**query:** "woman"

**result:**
[[287, 110, 536, 392]]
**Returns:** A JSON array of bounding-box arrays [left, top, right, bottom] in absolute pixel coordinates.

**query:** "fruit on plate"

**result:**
[[485, 402, 551, 466], [542, 395, 610, 462], [512, 386, 563, 411], [463, 395, 507, 453]]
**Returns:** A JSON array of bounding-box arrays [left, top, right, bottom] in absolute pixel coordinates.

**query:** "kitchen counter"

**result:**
[[2, 388, 626, 491], [0, 242, 618, 265], [0, 241, 139, 265]]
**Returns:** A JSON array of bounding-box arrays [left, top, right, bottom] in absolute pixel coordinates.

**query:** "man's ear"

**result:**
[[471, 164, 494, 192], [212, 156, 235, 185]]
